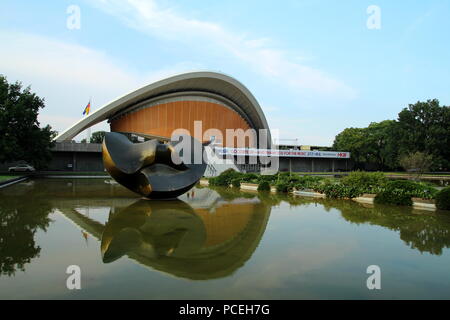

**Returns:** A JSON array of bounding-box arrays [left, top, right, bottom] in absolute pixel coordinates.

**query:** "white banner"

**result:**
[[215, 147, 350, 159]]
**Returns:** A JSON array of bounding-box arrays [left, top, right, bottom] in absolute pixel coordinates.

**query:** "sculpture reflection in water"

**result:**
[[102, 132, 207, 199], [61, 187, 271, 280]]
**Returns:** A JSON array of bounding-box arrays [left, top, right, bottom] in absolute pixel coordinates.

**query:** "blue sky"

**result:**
[[0, 0, 449, 145]]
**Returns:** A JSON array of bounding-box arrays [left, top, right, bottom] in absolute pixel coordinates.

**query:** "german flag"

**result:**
[[82, 101, 91, 116]]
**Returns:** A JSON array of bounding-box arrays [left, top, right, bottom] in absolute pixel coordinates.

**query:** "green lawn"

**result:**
[[0, 175, 22, 182]]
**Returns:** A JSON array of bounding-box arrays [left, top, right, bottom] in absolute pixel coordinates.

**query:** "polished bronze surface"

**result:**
[[102, 132, 207, 199], [98, 195, 271, 280]]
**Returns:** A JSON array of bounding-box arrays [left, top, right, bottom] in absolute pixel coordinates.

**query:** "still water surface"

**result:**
[[1, 178, 450, 299]]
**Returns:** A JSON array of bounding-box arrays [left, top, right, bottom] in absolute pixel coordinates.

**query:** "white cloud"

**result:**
[[0, 30, 197, 139], [0, 0, 356, 145], [89, 0, 357, 99], [0, 31, 136, 136]]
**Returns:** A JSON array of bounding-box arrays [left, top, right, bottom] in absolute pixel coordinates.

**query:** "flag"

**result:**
[[83, 101, 91, 116]]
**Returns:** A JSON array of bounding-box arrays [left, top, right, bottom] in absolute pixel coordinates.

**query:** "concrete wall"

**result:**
[[48, 151, 104, 172], [46, 142, 104, 172]]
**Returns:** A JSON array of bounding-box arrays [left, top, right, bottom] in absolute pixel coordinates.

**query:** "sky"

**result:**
[[0, 0, 449, 145]]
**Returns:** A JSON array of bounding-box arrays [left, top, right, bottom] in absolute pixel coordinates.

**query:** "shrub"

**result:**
[[312, 178, 335, 193], [323, 184, 362, 199], [257, 181, 271, 191], [278, 172, 292, 180], [208, 175, 229, 187], [231, 178, 241, 188], [375, 189, 413, 206], [373, 180, 429, 206], [413, 182, 439, 199], [385, 180, 437, 199], [310, 178, 363, 199], [292, 175, 324, 191], [276, 182, 292, 193], [208, 168, 242, 187], [241, 173, 259, 183], [435, 187, 450, 210], [341, 171, 387, 194], [257, 174, 277, 184]]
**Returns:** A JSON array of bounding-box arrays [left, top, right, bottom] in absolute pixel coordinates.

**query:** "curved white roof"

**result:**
[[55, 71, 271, 145]]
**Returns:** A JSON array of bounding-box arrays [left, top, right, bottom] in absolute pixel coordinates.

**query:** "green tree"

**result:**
[[364, 120, 399, 170], [399, 151, 433, 179], [90, 131, 106, 143], [332, 127, 367, 167], [0, 75, 56, 169], [396, 99, 450, 170], [333, 121, 399, 170], [333, 100, 449, 171]]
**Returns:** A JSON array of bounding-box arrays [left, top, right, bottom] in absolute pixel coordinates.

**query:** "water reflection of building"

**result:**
[[3, 178, 450, 279], [58, 187, 271, 280]]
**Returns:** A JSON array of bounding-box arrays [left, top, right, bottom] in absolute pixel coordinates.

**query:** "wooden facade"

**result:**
[[110, 100, 255, 147]]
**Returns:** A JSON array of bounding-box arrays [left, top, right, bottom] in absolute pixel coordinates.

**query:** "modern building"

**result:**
[[47, 71, 351, 173], [56, 71, 271, 148]]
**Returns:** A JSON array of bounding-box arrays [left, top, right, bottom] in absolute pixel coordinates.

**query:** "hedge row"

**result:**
[[207, 170, 449, 209]]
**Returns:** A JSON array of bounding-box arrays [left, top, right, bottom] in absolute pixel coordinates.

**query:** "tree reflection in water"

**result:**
[[289, 196, 450, 255], [0, 188, 53, 276], [1, 178, 450, 281]]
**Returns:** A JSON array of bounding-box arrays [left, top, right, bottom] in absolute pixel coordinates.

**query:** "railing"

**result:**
[[205, 164, 218, 177]]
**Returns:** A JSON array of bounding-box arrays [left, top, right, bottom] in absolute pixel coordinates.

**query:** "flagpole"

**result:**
[[86, 96, 92, 143]]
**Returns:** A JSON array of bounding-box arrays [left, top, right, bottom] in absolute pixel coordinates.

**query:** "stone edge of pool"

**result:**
[[0, 176, 30, 188]]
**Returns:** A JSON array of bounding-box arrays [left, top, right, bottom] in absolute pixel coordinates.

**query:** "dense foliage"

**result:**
[[374, 180, 438, 206], [375, 189, 414, 206], [231, 178, 241, 188], [0, 75, 56, 169], [207, 170, 442, 207], [90, 131, 106, 143], [290, 175, 324, 191], [311, 179, 361, 199], [399, 151, 433, 175], [209, 168, 242, 186], [275, 182, 292, 193], [257, 181, 271, 191], [341, 171, 387, 194], [333, 99, 450, 171], [435, 187, 450, 210]]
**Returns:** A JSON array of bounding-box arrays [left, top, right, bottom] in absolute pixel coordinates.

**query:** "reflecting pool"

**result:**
[[1, 178, 450, 299]]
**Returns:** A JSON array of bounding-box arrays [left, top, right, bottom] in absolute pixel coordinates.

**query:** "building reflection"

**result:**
[[60, 187, 272, 280], [2, 178, 450, 280]]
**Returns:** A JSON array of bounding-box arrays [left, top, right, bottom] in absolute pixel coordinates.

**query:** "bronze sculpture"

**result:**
[[102, 132, 207, 199]]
